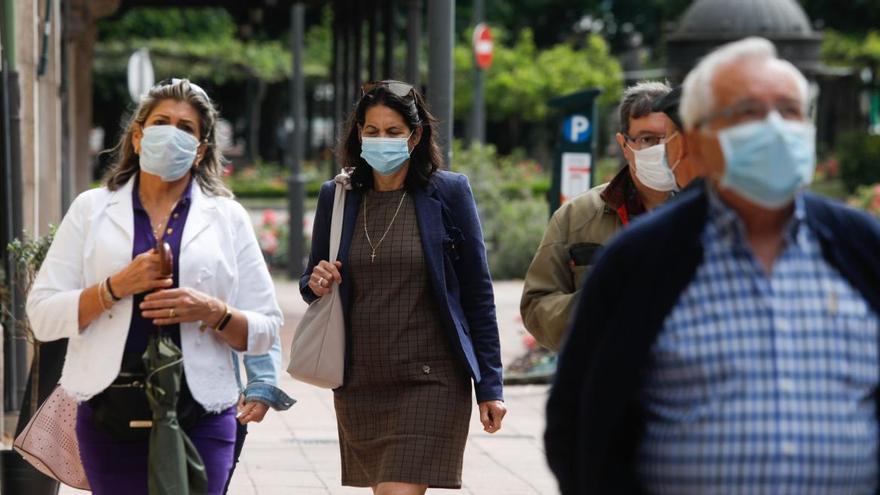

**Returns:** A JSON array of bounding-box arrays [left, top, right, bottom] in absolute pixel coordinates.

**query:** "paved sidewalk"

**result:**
[[62, 279, 559, 495]]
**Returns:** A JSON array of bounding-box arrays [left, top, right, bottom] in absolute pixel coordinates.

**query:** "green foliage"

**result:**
[[799, 0, 880, 35], [2, 227, 56, 343], [95, 6, 334, 86], [848, 183, 880, 216], [95, 38, 294, 84], [821, 29, 880, 68], [451, 141, 549, 280], [227, 162, 324, 199], [837, 132, 880, 192], [455, 29, 622, 124], [99, 8, 238, 41]]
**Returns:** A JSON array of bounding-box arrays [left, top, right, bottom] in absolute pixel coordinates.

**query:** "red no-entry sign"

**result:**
[[473, 23, 493, 70]]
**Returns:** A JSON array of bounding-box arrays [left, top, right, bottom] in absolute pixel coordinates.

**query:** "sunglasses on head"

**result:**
[[155, 78, 210, 100], [361, 80, 415, 99]]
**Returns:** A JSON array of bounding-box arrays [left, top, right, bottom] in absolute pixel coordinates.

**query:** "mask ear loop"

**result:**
[[665, 132, 682, 171]]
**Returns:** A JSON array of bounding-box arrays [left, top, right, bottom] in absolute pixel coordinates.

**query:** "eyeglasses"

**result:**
[[696, 98, 806, 128], [155, 78, 210, 101], [361, 80, 415, 99], [623, 133, 674, 150]]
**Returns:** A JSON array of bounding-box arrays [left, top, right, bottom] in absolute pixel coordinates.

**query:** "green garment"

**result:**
[[143, 332, 208, 495]]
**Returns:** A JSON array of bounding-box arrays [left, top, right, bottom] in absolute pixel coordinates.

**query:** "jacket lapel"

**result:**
[[182, 185, 218, 251], [338, 189, 361, 309], [412, 182, 447, 304], [338, 189, 361, 266], [103, 177, 135, 242]]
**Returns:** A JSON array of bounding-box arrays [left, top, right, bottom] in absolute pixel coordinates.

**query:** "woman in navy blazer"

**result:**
[[300, 81, 505, 494]]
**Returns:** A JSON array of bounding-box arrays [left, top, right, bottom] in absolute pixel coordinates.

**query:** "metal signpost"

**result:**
[[470, 21, 492, 145], [548, 88, 601, 214]]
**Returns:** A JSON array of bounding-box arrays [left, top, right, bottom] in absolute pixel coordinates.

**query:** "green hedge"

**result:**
[[838, 132, 880, 193], [451, 141, 549, 280]]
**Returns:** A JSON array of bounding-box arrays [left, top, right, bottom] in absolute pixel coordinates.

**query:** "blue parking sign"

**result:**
[[563, 114, 591, 143]]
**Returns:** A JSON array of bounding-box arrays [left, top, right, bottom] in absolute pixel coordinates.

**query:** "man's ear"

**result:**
[[678, 131, 689, 160], [616, 132, 634, 166]]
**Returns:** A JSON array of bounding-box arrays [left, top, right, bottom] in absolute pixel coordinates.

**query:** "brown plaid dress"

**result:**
[[334, 188, 472, 488]]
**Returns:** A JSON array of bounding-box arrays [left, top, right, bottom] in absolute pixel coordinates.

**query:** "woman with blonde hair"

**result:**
[[27, 78, 282, 494]]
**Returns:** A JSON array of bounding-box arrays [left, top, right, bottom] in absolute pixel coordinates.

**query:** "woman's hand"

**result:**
[[110, 250, 173, 298], [140, 287, 224, 327], [479, 400, 507, 434], [236, 395, 270, 425], [307, 260, 343, 297]]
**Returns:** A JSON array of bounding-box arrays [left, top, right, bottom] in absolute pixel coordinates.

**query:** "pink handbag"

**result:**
[[13, 385, 90, 490]]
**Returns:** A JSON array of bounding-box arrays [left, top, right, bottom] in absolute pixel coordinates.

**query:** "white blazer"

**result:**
[[26, 177, 283, 412]]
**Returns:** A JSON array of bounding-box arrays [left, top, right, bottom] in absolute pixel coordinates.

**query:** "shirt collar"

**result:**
[[132, 174, 195, 211], [600, 165, 646, 218], [705, 186, 808, 251]]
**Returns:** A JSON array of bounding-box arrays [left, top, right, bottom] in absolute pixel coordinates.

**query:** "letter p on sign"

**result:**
[[563, 114, 591, 144]]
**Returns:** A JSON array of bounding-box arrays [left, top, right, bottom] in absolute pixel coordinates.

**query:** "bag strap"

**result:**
[[328, 172, 348, 261]]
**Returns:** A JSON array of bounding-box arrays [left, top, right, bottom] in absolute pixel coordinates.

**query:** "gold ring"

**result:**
[[169, 308, 175, 318], [318, 277, 325, 287]]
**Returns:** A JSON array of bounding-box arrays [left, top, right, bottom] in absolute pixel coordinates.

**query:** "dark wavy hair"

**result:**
[[338, 81, 442, 191]]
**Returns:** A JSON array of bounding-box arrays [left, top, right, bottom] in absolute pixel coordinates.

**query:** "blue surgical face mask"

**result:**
[[360, 131, 414, 176], [139, 125, 200, 182], [716, 111, 816, 209]]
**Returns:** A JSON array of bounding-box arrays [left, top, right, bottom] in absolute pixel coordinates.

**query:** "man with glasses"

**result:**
[[547, 37, 880, 494], [519, 81, 673, 355], [651, 85, 701, 190]]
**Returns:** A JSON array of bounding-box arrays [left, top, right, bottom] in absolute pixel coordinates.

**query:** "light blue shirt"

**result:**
[[233, 334, 295, 411], [638, 191, 879, 493]]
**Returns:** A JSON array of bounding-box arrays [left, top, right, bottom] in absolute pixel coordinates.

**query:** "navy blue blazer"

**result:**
[[300, 170, 504, 403], [545, 179, 880, 494]]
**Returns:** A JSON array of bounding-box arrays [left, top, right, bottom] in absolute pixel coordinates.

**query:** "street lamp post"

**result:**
[[287, 3, 306, 279]]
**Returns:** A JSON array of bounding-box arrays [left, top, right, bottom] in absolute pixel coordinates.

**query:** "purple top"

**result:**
[[124, 175, 194, 354]]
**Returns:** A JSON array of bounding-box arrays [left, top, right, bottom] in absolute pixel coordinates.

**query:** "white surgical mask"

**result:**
[[139, 125, 200, 182], [629, 141, 678, 192]]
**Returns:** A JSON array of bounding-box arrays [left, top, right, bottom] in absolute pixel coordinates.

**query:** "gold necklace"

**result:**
[[363, 190, 407, 263], [140, 192, 179, 241]]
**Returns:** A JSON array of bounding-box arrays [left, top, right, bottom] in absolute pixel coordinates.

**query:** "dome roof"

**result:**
[[666, 0, 823, 80], [670, 0, 817, 41]]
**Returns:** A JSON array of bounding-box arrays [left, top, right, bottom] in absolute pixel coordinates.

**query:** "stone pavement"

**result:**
[[61, 279, 559, 495]]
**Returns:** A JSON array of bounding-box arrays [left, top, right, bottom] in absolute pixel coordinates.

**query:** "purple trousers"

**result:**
[[76, 402, 236, 495]]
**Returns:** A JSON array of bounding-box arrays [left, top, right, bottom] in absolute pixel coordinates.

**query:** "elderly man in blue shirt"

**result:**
[[546, 36, 880, 494]]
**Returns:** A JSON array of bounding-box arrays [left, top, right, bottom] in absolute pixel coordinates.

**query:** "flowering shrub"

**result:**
[[451, 141, 549, 280], [257, 208, 289, 269], [848, 183, 880, 216]]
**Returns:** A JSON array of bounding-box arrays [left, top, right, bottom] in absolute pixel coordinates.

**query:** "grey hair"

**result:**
[[102, 78, 232, 197], [618, 81, 672, 135], [680, 37, 810, 131]]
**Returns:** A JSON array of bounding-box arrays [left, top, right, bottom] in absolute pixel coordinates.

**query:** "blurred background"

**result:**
[[3, 0, 880, 483]]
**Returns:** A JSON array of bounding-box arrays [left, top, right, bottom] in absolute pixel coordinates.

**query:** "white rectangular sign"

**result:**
[[561, 152, 592, 204]]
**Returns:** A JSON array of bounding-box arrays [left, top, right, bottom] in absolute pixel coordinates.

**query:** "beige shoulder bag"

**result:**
[[287, 172, 347, 389]]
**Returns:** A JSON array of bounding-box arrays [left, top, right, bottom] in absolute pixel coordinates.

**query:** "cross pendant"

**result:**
[[370, 252, 376, 263]]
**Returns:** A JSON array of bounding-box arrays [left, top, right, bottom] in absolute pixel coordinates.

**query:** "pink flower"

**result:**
[[259, 230, 278, 255], [223, 164, 234, 177], [262, 209, 277, 226]]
